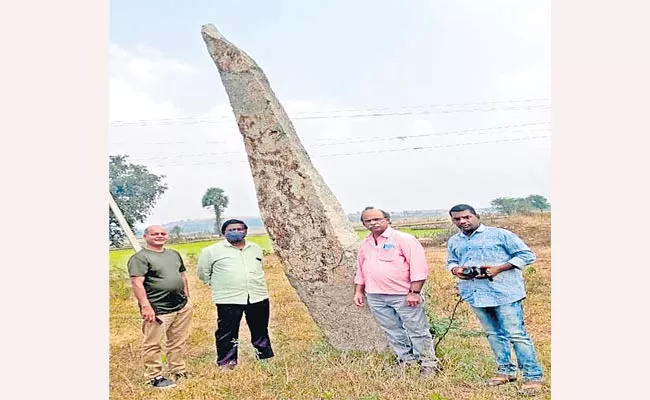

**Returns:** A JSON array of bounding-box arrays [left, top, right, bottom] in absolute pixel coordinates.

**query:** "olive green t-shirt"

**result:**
[[127, 248, 187, 315]]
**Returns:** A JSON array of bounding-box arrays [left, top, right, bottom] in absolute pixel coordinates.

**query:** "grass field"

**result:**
[[110, 228, 447, 270], [109, 215, 550, 399]]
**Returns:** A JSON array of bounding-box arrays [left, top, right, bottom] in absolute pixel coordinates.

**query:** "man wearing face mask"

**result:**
[[197, 219, 275, 369]]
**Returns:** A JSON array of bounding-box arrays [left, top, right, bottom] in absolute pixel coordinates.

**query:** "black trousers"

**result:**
[[215, 298, 274, 366]]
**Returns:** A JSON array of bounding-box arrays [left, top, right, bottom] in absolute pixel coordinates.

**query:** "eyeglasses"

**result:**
[[362, 218, 387, 224]]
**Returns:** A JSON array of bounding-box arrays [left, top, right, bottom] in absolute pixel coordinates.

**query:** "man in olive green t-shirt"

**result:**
[[198, 219, 275, 369], [128, 225, 192, 389]]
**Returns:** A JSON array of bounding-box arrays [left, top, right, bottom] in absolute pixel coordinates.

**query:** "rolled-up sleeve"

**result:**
[[503, 230, 536, 268]]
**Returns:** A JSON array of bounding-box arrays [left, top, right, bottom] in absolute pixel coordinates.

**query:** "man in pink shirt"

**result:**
[[354, 207, 442, 376]]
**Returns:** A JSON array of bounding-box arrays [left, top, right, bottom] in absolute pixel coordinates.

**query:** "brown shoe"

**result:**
[[486, 374, 517, 387], [518, 380, 543, 396]]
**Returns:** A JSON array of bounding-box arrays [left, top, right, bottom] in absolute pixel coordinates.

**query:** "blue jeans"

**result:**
[[471, 299, 543, 381], [366, 293, 439, 367]]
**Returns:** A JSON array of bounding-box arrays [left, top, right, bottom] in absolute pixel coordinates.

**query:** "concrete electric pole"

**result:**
[[108, 192, 142, 252]]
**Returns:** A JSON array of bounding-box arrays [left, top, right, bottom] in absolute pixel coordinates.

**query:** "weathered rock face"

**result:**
[[201, 24, 387, 351]]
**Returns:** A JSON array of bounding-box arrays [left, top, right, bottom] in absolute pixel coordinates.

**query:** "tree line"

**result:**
[[109, 155, 229, 247], [490, 194, 550, 215], [109, 155, 550, 247]]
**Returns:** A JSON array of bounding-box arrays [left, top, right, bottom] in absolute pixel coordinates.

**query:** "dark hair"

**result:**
[[221, 219, 248, 234], [449, 204, 478, 216], [360, 206, 390, 222]]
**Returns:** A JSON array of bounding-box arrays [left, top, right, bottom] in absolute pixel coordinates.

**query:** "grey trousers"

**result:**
[[366, 293, 439, 367]]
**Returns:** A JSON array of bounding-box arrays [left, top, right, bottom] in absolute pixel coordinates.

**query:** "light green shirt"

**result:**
[[197, 240, 270, 305]]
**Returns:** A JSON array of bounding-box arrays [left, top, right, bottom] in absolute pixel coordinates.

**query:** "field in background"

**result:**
[[109, 214, 550, 400], [110, 227, 447, 264]]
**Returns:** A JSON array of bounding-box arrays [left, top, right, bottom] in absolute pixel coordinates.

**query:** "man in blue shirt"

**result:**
[[446, 204, 543, 396]]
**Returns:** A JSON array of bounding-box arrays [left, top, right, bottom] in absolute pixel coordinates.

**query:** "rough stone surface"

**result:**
[[201, 24, 387, 351]]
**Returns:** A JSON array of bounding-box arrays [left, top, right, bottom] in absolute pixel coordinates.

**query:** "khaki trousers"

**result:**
[[141, 300, 193, 380]]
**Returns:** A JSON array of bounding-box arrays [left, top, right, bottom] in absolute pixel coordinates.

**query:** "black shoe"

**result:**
[[150, 375, 176, 389], [174, 372, 189, 380], [215, 360, 237, 370], [420, 362, 444, 377]]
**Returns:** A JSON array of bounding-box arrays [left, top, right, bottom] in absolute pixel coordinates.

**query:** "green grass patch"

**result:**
[[398, 227, 446, 238], [111, 229, 440, 274], [355, 228, 446, 239], [109, 236, 274, 280]]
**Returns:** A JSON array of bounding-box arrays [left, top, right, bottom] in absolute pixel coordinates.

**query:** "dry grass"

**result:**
[[109, 214, 551, 399]]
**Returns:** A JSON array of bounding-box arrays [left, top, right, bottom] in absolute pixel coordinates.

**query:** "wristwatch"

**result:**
[[408, 289, 420, 294]]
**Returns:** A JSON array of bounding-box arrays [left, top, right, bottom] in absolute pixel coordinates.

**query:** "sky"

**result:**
[[108, 0, 550, 227]]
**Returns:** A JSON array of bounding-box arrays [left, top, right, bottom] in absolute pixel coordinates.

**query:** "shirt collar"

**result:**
[[365, 226, 395, 242], [365, 226, 394, 241], [223, 240, 249, 249], [381, 226, 395, 238], [460, 223, 486, 238]]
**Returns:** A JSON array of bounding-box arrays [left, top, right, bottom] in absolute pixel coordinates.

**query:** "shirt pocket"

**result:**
[[378, 247, 400, 262]]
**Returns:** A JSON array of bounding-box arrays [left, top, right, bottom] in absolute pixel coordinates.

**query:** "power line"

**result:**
[[136, 135, 550, 168], [319, 135, 550, 157], [293, 105, 549, 121], [112, 121, 549, 148], [110, 98, 548, 125], [109, 99, 550, 128], [280, 97, 549, 115], [111, 105, 550, 127], [124, 123, 550, 161], [308, 123, 549, 146]]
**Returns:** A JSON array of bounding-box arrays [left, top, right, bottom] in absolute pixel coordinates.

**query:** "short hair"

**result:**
[[143, 225, 165, 236], [449, 204, 478, 216], [221, 219, 248, 234], [360, 206, 390, 222]]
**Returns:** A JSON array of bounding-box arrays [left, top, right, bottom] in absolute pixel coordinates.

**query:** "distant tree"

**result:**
[[109, 155, 168, 247], [490, 197, 515, 215], [202, 187, 229, 235], [490, 197, 533, 215], [171, 225, 182, 239], [526, 194, 551, 212]]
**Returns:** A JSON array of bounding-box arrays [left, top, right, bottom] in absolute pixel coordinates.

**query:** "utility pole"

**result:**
[[109, 192, 142, 252]]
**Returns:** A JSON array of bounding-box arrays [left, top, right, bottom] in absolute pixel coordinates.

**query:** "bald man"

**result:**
[[127, 225, 192, 389]]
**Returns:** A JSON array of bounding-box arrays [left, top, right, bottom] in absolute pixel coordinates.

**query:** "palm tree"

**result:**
[[202, 187, 229, 235]]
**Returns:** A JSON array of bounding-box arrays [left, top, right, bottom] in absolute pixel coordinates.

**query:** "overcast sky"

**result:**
[[109, 0, 550, 227]]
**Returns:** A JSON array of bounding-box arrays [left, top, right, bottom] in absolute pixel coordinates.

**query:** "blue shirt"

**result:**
[[446, 224, 536, 307]]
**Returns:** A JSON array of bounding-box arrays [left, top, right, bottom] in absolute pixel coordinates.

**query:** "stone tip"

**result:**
[[201, 24, 222, 40]]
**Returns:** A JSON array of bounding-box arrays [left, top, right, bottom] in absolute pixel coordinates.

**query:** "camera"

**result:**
[[460, 266, 493, 281]]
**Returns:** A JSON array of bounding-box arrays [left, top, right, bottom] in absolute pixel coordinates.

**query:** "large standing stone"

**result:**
[[201, 24, 387, 351]]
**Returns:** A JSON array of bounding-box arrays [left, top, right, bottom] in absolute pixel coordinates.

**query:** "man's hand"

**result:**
[[451, 267, 471, 280], [479, 265, 505, 279], [141, 304, 156, 323], [406, 292, 421, 306], [354, 291, 365, 307]]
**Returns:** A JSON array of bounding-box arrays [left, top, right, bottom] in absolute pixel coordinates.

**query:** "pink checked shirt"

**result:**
[[354, 226, 429, 294]]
